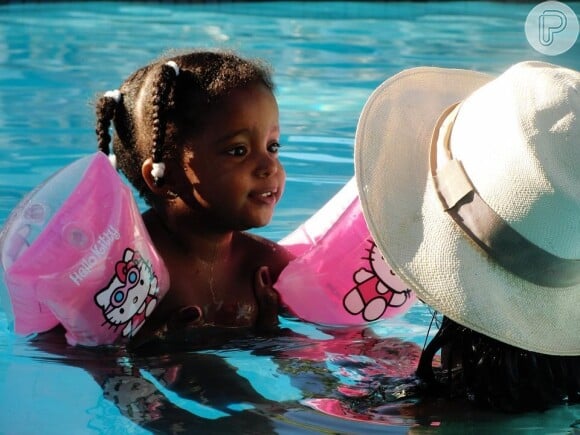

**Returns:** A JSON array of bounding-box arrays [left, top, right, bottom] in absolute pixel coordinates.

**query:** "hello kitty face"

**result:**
[[368, 242, 408, 292], [343, 240, 412, 321], [94, 248, 159, 337]]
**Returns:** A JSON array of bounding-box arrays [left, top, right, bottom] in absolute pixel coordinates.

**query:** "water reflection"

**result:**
[[24, 322, 421, 433]]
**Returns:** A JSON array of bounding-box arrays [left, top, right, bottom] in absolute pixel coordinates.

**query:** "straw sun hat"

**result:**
[[355, 61, 579, 356]]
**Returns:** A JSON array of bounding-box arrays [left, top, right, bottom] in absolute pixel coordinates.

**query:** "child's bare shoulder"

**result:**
[[235, 232, 295, 278]]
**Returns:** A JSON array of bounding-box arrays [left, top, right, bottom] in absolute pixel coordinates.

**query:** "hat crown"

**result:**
[[449, 61, 580, 258]]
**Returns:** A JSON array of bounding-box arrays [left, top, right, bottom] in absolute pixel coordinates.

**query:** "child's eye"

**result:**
[[268, 142, 281, 153], [226, 145, 247, 157]]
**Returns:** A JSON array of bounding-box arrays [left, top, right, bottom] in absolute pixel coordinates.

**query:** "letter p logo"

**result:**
[[539, 9, 567, 45], [526, 1, 579, 55]]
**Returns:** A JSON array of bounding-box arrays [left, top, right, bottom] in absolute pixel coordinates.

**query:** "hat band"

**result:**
[[430, 103, 580, 288]]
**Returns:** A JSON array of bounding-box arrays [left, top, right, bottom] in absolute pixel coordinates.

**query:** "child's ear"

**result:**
[[141, 157, 174, 196]]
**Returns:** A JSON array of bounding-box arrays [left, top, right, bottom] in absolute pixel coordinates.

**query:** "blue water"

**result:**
[[0, 2, 579, 434]]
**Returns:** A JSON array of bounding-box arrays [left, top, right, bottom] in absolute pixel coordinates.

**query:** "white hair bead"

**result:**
[[151, 162, 166, 179], [108, 153, 118, 169], [104, 89, 121, 103], [165, 61, 180, 76]]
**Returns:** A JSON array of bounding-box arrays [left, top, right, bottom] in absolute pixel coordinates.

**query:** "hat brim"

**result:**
[[355, 67, 580, 356]]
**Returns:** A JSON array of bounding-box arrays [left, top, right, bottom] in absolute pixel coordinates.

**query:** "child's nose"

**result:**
[[255, 153, 278, 178]]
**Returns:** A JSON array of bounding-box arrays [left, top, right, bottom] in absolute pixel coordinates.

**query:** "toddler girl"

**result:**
[[95, 50, 294, 342]]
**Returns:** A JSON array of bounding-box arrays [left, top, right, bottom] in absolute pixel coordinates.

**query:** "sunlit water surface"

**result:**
[[0, 2, 579, 434]]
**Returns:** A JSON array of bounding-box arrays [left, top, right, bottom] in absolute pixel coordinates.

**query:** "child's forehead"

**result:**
[[186, 86, 279, 145]]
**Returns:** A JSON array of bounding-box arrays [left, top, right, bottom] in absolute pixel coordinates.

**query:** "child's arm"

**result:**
[[250, 237, 296, 332]]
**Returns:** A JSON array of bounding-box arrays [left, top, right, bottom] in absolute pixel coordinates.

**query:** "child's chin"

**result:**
[[246, 218, 272, 230], [233, 211, 274, 230]]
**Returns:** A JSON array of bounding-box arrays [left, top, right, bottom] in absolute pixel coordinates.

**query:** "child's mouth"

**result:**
[[252, 188, 278, 204]]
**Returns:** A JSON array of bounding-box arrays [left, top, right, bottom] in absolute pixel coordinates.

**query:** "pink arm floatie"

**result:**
[[276, 177, 415, 325], [0, 152, 170, 346]]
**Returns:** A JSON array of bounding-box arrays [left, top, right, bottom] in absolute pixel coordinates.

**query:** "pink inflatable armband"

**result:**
[[276, 177, 415, 325], [0, 152, 170, 346]]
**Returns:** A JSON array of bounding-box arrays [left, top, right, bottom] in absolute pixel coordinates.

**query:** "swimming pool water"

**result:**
[[0, 2, 579, 434]]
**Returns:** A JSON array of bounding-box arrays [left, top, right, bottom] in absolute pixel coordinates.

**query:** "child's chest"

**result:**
[[163, 258, 259, 328]]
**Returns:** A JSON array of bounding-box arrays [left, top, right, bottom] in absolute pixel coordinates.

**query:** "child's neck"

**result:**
[[144, 208, 234, 259]]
